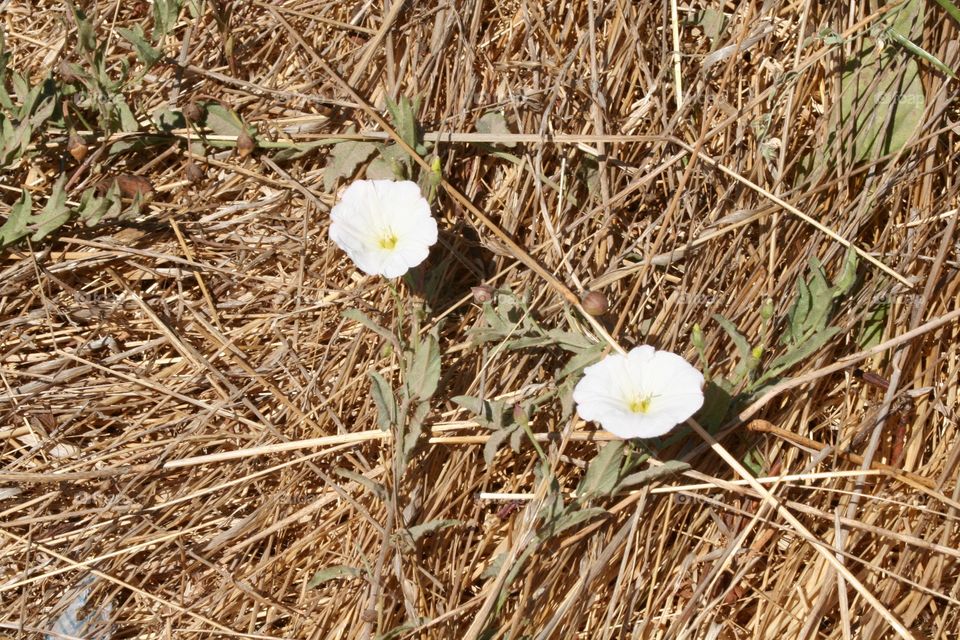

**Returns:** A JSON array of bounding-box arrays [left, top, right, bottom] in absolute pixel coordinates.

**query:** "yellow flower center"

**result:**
[[628, 395, 652, 414], [378, 232, 399, 250]]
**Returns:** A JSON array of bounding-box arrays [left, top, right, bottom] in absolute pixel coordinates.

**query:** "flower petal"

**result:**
[[574, 345, 704, 439], [328, 179, 438, 278]]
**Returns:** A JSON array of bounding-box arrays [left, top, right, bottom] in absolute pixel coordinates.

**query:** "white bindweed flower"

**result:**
[[329, 179, 438, 278], [573, 345, 704, 439]]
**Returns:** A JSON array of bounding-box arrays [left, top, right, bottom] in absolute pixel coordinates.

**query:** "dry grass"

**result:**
[[2, 0, 960, 638]]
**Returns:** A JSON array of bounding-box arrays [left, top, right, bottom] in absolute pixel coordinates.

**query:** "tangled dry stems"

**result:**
[[1, 1, 959, 638]]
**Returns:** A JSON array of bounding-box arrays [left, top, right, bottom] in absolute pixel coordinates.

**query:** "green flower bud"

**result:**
[[691, 323, 705, 350], [760, 297, 775, 321]]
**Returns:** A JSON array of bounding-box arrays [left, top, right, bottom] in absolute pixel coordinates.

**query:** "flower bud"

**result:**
[[236, 131, 256, 158], [184, 159, 204, 183], [691, 323, 705, 350], [760, 297, 774, 321], [581, 291, 608, 316], [512, 402, 527, 426], [471, 285, 494, 303], [182, 100, 203, 123], [67, 133, 88, 163]]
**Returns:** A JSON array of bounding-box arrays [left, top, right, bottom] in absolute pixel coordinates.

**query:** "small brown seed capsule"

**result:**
[[97, 174, 154, 199], [182, 100, 203, 123], [184, 159, 204, 183], [67, 133, 88, 163], [581, 291, 609, 316], [236, 131, 256, 158], [471, 285, 495, 303]]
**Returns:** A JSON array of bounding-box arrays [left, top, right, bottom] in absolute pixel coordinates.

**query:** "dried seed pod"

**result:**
[[98, 174, 155, 199], [182, 100, 203, 123], [236, 131, 256, 158], [581, 291, 609, 316], [67, 133, 88, 163], [183, 159, 204, 183], [471, 285, 495, 303]]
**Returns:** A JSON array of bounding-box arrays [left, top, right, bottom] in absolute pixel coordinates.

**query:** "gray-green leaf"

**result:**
[[323, 137, 378, 192], [0, 189, 32, 247], [616, 460, 690, 492], [407, 330, 441, 401], [306, 565, 364, 589], [840, 48, 924, 162], [117, 25, 163, 66], [205, 104, 251, 137], [406, 518, 461, 542], [369, 371, 397, 430], [153, 0, 182, 39], [577, 441, 625, 500], [32, 175, 71, 241], [475, 112, 517, 148]]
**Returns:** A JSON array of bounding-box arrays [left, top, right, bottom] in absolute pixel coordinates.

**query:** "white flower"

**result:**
[[328, 179, 438, 278], [573, 346, 704, 439]]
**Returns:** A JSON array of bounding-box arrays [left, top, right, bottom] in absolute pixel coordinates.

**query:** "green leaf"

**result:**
[[74, 8, 98, 53], [204, 103, 250, 137], [888, 0, 925, 38], [11, 72, 31, 108], [117, 25, 163, 66], [406, 519, 462, 542], [558, 342, 605, 379], [0, 119, 29, 167], [153, 0, 182, 39], [857, 302, 889, 350], [365, 157, 397, 181], [271, 141, 326, 162], [32, 175, 71, 241], [713, 314, 757, 382], [508, 423, 524, 453], [545, 329, 595, 352], [369, 371, 397, 430], [152, 105, 185, 132], [483, 427, 512, 466], [694, 380, 734, 430], [887, 28, 956, 77], [785, 272, 812, 345], [333, 467, 386, 500], [342, 308, 396, 344], [817, 26, 845, 46], [0, 189, 32, 247], [694, 8, 726, 44], [77, 182, 122, 227], [475, 112, 517, 148], [762, 326, 841, 383], [29, 95, 57, 130], [840, 47, 925, 162], [616, 460, 690, 492], [933, 0, 960, 25], [385, 95, 423, 154], [402, 400, 430, 464], [452, 395, 502, 429], [114, 96, 140, 132], [577, 441, 625, 500], [406, 330, 441, 400], [323, 135, 378, 192], [742, 447, 764, 476], [833, 247, 859, 295], [306, 565, 364, 589], [540, 507, 607, 539]]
